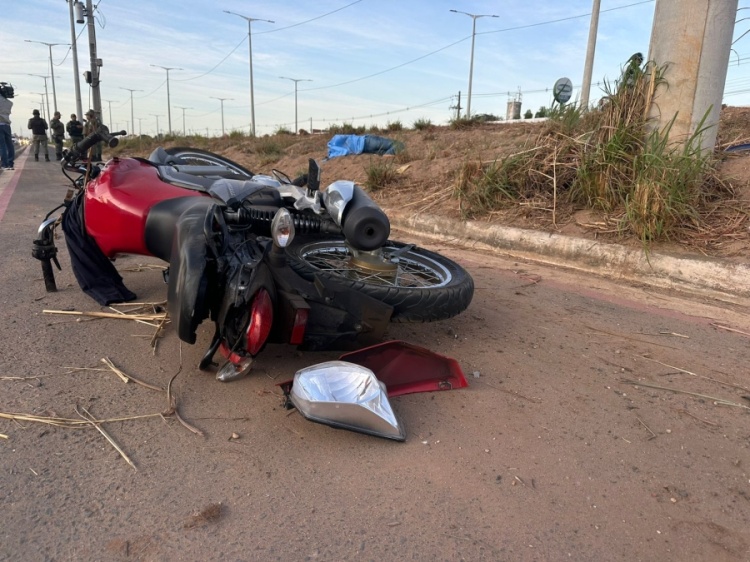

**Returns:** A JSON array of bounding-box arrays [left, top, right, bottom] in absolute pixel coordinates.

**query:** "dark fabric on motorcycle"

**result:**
[[61, 194, 137, 305]]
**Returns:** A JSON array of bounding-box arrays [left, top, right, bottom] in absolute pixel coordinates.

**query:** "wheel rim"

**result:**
[[168, 151, 250, 177], [297, 242, 452, 289]]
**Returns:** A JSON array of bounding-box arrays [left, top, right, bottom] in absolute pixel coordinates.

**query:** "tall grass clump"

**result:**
[[328, 122, 366, 135], [624, 114, 715, 240], [364, 158, 399, 191], [386, 120, 403, 132], [413, 118, 433, 131], [457, 57, 721, 242], [449, 116, 477, 130]]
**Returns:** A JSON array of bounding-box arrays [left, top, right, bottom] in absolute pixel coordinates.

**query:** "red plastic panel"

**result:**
[[339, 340, 468, 397]]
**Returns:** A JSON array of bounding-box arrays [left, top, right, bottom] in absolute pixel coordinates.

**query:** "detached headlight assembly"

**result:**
[[289, 361, 405, 441]]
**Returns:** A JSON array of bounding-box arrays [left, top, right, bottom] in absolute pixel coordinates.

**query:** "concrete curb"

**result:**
[[387, 210, 750, 305]]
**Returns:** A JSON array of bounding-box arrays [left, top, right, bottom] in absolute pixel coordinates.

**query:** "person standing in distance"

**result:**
[[66, 113, 84, 146], [83, 109, 102, 162], [0, 84, 14, 170], [28, 109, 49, 162], [50, 111, 65, 161]]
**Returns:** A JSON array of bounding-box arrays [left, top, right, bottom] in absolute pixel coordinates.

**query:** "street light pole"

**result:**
[[150, 65, 182, 135], [224, 11, 274, 137], [210, 97, 233, 136], [25, 40, 69, 114], [67, 0, 83, 119], [150, 114, 163, 137], [31, 93, 47, 120], [102, 99, 116, 130], [449, 10, 498, 118], [175, 106, 192, 137], [27, 74, 52, 133], [119, 87, 143, 136], [279, 76, 312, 134]]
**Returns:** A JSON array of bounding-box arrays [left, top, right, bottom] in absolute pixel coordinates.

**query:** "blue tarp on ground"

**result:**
[[327, 134, 404, 158]]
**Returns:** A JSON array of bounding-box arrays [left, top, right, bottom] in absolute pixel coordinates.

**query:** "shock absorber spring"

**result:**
[[239, 207, 327, 234], [291, 213, 324, 234]]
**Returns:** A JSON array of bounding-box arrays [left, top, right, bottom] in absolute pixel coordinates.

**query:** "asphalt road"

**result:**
[[1, 151, 749, 561]]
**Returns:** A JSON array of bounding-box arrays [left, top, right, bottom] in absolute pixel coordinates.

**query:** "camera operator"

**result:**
[[0, 83, 14, 171]]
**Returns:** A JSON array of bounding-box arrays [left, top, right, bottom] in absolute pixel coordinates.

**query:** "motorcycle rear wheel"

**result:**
[[286, 238, 474, 322], [164, 147, 254, 178]]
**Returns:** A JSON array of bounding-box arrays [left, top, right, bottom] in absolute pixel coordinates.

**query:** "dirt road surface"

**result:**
[[1, 152, 750, 561]]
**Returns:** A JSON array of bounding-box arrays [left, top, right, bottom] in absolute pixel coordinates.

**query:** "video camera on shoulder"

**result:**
[[0, 82, 15, 99]]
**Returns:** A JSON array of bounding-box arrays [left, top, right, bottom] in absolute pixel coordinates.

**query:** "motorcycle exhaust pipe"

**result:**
[[323, 181, 391, 251]]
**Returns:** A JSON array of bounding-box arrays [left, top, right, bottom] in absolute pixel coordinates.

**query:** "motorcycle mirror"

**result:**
[[289, 361, 405, 441], [307, 158, 320, 192]]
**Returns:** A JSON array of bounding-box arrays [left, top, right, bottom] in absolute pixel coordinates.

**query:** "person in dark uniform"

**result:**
[[28, 109, 49, 161], [66, 113, 84, 145], [50, 111, 65, 160]]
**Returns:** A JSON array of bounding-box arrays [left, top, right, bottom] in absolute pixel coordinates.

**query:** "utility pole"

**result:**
[[119, 87, 143, 136], [83, 0, 102, 116], [580, 0, 601, 110], [24, 40, 68, 114], [102, 99, 116, 130], [279, 76, 312, 134], [211, 97, 233, 136], [27, 75, 52, 134], [450, 91, 462, 120], [67, 0, 83, 119], [648, 0, 738, 153], [31, 92, 47, 120], [150, 65, 182, 135], [136, 117, 144, 149], [151, 114, 163, 137], [450, 10, 498, 118], [224, 11, 274, 137], [175, 106, 192, 137]]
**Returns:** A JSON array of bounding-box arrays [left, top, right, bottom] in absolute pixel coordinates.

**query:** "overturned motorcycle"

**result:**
[[33, 129, 474, 439]]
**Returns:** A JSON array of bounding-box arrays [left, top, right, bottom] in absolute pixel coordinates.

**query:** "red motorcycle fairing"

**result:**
[[339, 340, 469, 397], [84, 158, 202, 258]]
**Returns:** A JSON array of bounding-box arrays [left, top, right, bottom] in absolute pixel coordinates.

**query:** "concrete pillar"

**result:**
[[647, 0, 737, 153]]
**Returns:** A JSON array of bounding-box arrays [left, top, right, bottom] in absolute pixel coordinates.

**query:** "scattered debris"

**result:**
[[636, 416, 657, 440], [641, 355, 749, 392], [183, 503, 223, 529], [43, 308, 166, 325], [674, 408, 720, 427], [622, 380, 750, 410], [711, 323, 750, 338], [76, 405, 137, 471], [101, 357, 164, 392]]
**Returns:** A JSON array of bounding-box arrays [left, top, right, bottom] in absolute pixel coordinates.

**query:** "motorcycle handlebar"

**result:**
[[64, 128, 127, 163]]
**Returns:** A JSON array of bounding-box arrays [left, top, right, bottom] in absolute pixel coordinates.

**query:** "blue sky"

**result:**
[[3, 0, 750, 137]]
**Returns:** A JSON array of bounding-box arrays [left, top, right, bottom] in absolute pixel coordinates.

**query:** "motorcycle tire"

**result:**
[[285, 238, 474, 322], [164, 147, 254, 178]]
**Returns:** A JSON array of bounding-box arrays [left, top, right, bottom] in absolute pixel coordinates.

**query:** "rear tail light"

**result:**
[[246, 288, 273, 355]]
